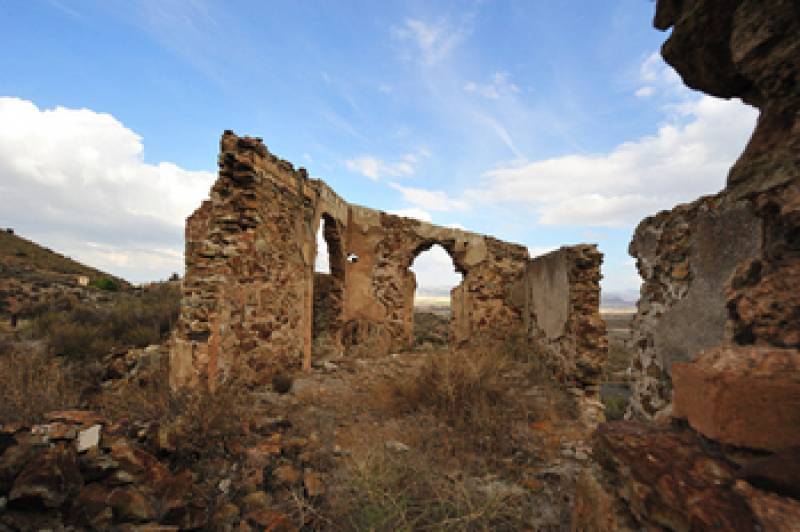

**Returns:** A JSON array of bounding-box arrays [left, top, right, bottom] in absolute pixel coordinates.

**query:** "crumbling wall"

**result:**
[[627, 0, 799, 420], [170, 134, 317, 389], [522, 245, 606, 387], [312, 272, 343, 358], [337, 208, 530, 354], [170, 132, 542, 389], [519, 245, 607, 424], [627, 194, 762, 418]]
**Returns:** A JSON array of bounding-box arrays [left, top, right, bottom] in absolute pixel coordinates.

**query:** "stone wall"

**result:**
[[626, 0, 799, 420], [170, 132, 555, 389], [521, 245, 606, 389], [579, 1, 800, 528], [627, 194, 762, 419]]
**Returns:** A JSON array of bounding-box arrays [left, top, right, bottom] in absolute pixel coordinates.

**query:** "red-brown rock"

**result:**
[[734, 480, 800, 531], [672, 345, 800, 451], [8, 443, 83, 509], [593, 421, 759, 530]]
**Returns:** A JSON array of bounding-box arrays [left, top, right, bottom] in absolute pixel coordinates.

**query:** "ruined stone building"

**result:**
[[164, 0, 799, 526], [168, 132, 606, 400]]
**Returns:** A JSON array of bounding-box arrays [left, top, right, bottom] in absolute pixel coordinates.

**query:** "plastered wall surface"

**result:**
[[627, 195, 763, 418]]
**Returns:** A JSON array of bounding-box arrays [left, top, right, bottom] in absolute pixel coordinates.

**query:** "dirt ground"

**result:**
[[253, 346, 597, 529]]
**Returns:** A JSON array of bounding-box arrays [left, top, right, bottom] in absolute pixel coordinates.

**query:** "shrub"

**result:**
[[601, 393, 628, 421], [90, 277, 119, 291], [272, 372, 294, 394], [28, 281, 180, 361], [0, 346, 81, 424], [386, 349, 513, 451], [163, 378, 249, 468]]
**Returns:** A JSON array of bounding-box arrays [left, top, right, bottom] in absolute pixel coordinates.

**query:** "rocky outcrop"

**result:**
[[585, 421, 800, 531], [586, 0, 800, 528], [672, 345, 800, 452]]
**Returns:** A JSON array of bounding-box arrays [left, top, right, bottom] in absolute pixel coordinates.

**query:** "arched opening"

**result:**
[[312, 213, 345, 362], [408, 242, 465, 349]]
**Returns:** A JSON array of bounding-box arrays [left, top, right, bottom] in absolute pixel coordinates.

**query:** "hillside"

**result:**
[[0, 228, 130, 321], [0, 229, 127, 284]]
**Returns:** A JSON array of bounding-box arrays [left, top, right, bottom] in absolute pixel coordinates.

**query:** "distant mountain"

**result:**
[[417, 285, 639, 310], [601, 291, 638, 309], [416, 285, 454, 298]]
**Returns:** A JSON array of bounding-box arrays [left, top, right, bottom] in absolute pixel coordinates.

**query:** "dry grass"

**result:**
[[384, 348, 514, 452], [0, 345, 81, 424], [330, 448, 535, 531], [162, 378, 250, 467], [413, 311, 449, 348], [96, 358, 249, 467]]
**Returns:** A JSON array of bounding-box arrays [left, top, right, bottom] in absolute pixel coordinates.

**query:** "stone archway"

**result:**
[[406, 240, 466, 348], [402, 239, 468, 350]]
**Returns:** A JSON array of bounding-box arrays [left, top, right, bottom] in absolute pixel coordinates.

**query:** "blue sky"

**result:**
[[0, 1, 757, 297]]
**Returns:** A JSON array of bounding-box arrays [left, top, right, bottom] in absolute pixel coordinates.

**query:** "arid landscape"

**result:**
[[1, 0, 799, 530]]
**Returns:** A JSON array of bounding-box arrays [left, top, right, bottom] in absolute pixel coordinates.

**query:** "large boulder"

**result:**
[[672, 345, 800, 451]]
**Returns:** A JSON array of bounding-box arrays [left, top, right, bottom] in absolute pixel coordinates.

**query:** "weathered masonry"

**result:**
[[169, 132, 606, 394], [573, 1, 800, 528]]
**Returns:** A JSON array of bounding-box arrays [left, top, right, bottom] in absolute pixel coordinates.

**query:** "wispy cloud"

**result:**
[[389, 182, 469, 212], [345, 148, 430, 180], [634, 51, 683, 99], [463, 72, 520, 100], [389, 208, 433, 222], [392, 17, 470, 66]]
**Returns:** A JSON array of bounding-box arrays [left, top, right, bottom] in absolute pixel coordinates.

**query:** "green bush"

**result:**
[[90, 277, 119, 291]]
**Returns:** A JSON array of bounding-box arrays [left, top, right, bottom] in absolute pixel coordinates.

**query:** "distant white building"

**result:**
[[77, 275, 90, 286]]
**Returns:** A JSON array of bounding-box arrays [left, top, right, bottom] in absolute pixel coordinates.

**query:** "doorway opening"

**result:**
[[409, 243, 464, 349], [312, 213, 345, 362]]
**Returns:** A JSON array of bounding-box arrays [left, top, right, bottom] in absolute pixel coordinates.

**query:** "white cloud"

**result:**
[[315, 225, 329, 273], [345, 148, 429, 180], [389, 182, 469, 212], [463, 71, 520, 100], [527, 246, 559, 258], [0, 97, 215, 282], [635, 52, 683, 99], [466, 95, 758, 227], [389, 208, 433, 222], [392, 18, 467, 66], [346, 155, 382, 180]]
